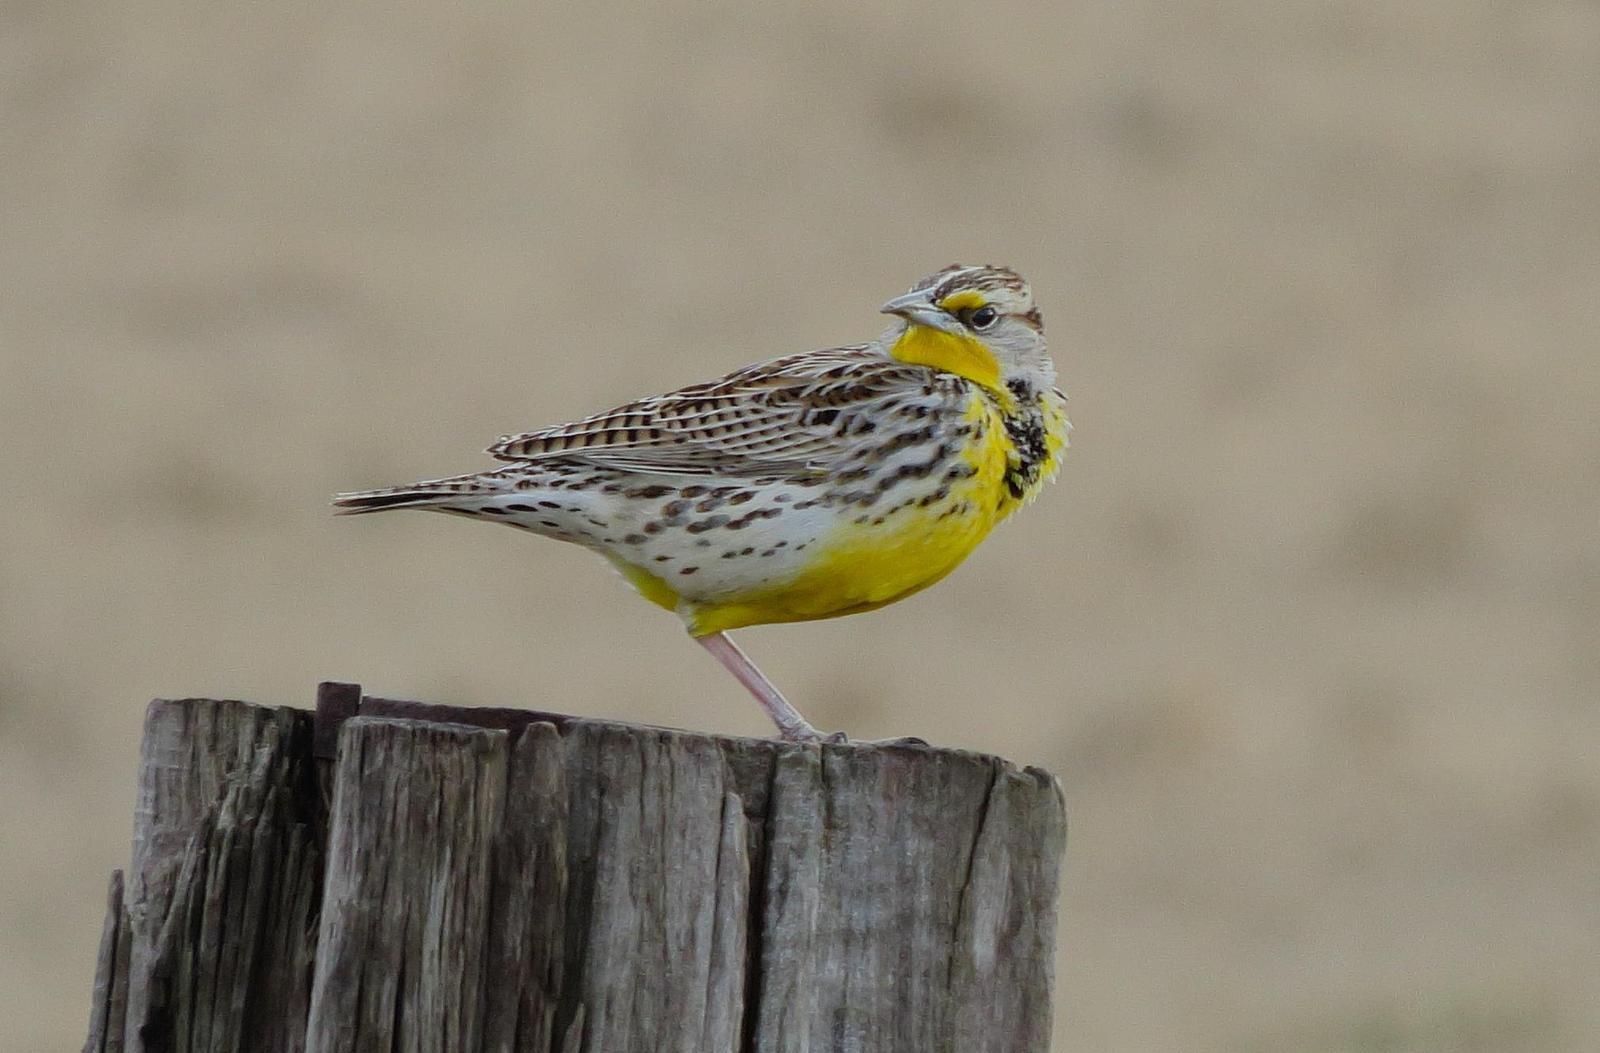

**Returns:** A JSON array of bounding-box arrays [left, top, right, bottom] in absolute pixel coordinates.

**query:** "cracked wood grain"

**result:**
[[105, 698, 324, 1053], [83, 869, 128, 1053], [87, 692, 1065, 1052], [304, 718, 506, 1053]]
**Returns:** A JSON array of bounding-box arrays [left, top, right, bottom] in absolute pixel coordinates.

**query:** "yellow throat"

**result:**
[[887, 325, 1002, 392]]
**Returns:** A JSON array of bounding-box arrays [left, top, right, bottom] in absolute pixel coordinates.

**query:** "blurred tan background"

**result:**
[[3, 1, 1598, 1049]]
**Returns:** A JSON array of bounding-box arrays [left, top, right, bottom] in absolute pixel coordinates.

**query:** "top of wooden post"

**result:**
[[88, 682, 1067, 1053]]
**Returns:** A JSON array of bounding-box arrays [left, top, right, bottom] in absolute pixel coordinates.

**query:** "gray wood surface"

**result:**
[[90, 696, 326, 1053], [87, 688, 1066, 1052], [305, 718, 506, 1053]]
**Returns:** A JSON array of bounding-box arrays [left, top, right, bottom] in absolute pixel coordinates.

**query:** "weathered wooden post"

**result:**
[[85, 684, 1066, 1052]]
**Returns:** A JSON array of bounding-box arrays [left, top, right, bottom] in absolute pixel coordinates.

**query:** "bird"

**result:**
[[334, 264, 1069, 742]]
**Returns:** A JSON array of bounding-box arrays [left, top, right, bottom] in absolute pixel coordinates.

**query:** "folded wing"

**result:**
[[486, 346, 951, 478]]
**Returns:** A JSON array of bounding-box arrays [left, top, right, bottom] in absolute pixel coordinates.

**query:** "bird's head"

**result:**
[[880, 264, 1052, 396]]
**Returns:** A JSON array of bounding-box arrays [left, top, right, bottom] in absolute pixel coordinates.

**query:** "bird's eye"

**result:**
[[966, 305, 999, 330]]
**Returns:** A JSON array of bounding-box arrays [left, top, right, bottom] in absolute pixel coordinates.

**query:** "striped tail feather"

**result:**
[[332, 474, 493, 515]]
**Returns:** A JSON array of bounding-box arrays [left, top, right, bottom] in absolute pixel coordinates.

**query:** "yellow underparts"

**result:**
[[607, 328, 1065, 635], [886, 324, 1002, 393], [608, 558, 682, 612], [624, 399, 1018, 636]]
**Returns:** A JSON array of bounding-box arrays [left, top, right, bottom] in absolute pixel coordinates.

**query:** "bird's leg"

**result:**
[[694, 631, 835, 743]]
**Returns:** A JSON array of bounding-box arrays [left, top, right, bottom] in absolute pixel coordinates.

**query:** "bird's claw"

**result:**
[[778, 726, 848, 744], [778, 729, 927, 747]]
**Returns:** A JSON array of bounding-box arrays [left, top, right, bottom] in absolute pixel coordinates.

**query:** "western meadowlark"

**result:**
[[334, 264, 1068, 741]]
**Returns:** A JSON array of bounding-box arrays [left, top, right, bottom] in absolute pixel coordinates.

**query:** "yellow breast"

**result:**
[[605, 371, 1067, 636], [681, 398, 1014, 635]]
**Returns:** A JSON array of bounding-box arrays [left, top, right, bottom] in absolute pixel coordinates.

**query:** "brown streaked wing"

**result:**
[[485, 346, 944, 478]]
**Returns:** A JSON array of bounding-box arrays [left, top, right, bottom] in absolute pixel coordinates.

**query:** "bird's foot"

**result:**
[[775, 723, 844, 744], [776, 728, 927, 747]]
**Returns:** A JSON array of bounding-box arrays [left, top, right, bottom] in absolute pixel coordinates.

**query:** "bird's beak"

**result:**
[[880, 290, 965, 336]]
